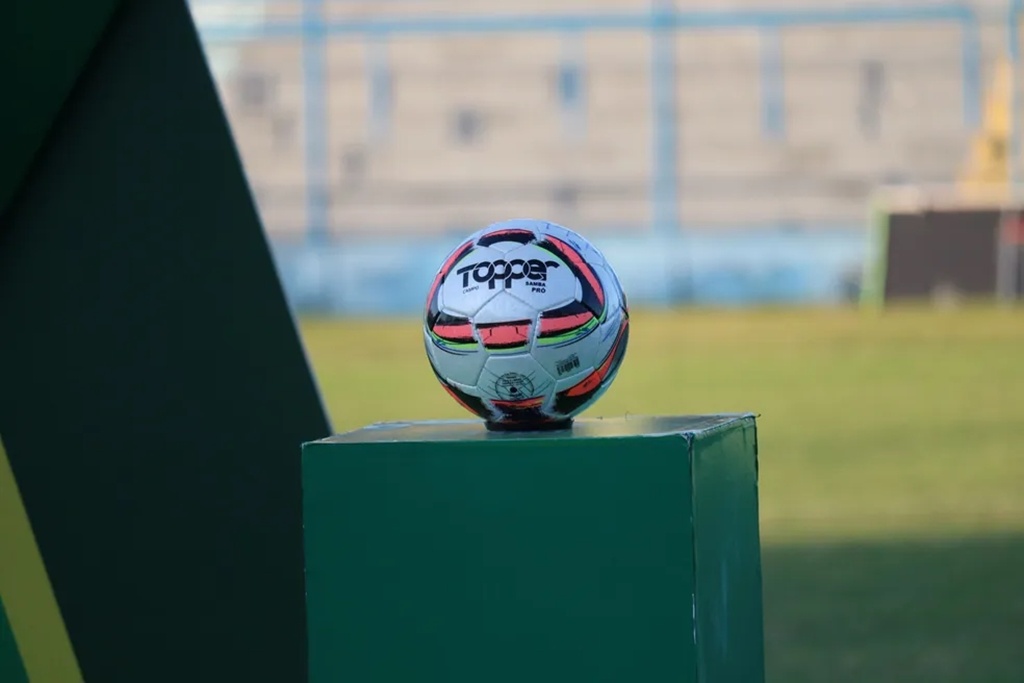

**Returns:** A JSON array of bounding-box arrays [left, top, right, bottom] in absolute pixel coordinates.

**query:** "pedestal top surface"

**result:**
[[311, 413, 754, 445]]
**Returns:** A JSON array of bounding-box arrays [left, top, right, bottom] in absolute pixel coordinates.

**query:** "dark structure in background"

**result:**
[[864, 197, 1024, 305], [0, 0, 331, 680]]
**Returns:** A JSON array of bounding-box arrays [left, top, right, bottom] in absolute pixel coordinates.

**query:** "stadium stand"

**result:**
[[194, 0, 1012, 240]]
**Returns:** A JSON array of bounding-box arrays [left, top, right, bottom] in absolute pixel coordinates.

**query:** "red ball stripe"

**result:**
[[543, 236, 605, 308]]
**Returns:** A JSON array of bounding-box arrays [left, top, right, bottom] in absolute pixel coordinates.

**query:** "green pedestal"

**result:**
[[302, 414, 765, 683]]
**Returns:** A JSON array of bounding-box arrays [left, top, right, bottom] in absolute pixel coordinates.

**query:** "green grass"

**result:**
[[299, 304, 1024, 683]]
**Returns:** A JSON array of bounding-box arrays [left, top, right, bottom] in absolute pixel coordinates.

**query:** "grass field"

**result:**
[[299, 304, 1024, 683]]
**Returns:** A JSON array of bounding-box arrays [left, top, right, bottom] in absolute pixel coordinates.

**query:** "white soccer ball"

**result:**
[[423, 219, 630, 430]]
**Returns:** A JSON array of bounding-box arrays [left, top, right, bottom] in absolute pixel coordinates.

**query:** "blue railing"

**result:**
[[191, 1, 1018, 243]]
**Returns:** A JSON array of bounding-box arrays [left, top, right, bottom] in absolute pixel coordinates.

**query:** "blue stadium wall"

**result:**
[[269, 229, 867, 314]]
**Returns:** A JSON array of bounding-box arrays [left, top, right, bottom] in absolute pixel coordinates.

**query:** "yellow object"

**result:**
[[0, 436, 84, 682], [958, 56, 1014, 199]]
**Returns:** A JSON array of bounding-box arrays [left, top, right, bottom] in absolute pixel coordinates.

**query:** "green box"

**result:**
[[302, 414, 765, 682]]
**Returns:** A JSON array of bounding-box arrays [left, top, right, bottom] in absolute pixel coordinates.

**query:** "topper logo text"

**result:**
[[456, 259, 561, 289]]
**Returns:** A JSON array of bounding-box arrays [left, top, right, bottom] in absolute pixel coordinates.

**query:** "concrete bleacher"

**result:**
[[202, 0, 1009, 238]]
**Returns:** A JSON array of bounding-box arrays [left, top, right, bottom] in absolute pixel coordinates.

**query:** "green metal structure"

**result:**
[[0, 0, 330, 680]]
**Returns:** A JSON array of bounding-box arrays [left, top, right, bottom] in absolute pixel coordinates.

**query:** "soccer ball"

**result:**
[[423, 219, 630, 430]]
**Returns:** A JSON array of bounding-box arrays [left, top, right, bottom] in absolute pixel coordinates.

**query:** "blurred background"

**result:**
[[189, 0, 1024, 313], [186, 1, 1023, 681]]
